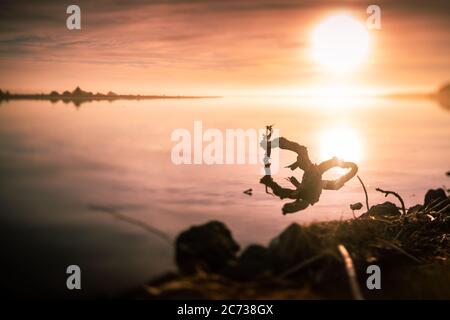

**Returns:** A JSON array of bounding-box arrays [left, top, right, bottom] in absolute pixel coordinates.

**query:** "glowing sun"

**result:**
[[311, 13, 370, 73]]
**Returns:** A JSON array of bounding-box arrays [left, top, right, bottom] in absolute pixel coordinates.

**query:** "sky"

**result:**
[[0, 0, 449, 95]]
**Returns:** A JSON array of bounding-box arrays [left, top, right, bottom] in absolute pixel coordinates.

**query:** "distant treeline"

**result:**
[[437, 83, 450, 109], [0, 86, 220, 106]]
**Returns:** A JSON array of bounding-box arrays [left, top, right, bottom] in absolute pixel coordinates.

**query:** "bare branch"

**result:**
[[375, 188, 406, 215], [357, 175, 370, 212]]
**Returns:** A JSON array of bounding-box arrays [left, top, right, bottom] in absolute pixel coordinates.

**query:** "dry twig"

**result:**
[[376, 188, 406, 215], [337, 244, 364, 300]]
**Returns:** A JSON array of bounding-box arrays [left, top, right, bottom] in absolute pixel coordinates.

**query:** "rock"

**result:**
[[175, 221, 240, 274], [268, 223, 317, 270], [360, 201, 400, 218], [424, 188, 447, 207], [350, 202, 363, 211], [224, 245, 275, 280]]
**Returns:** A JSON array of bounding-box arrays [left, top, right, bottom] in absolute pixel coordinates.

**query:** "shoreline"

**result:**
[[0, 86, 222, 106], [0, 94, 222, 105], [131, 185, 450, 300]]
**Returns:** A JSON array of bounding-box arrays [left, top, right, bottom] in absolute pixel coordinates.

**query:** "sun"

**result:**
[[311, 13, 370, 73]]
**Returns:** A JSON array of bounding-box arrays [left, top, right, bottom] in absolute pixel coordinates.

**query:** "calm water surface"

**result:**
[[0, 97, 448, 297]]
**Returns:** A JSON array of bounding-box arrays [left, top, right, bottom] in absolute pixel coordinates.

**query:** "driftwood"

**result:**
[[260, 128, 358, 214]]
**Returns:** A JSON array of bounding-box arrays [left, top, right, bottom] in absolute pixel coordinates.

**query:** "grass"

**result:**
[[130, 190, 450, 300]]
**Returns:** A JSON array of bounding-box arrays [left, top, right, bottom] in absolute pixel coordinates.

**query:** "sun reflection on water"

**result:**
[[319, 126, 363, 163]]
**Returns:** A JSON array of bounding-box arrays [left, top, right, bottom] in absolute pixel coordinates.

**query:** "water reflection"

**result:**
[[319, 126, 363, 162], [0, 96, 448, 297]]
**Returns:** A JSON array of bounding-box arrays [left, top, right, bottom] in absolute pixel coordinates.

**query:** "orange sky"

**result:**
[[0, 0, 449, 95]]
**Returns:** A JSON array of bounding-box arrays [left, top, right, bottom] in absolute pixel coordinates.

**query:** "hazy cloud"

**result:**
[[0, 0, 448, 93]]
